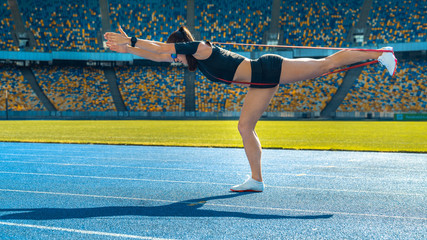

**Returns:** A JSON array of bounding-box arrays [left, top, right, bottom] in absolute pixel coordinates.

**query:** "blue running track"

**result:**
[[0, 142, 425, 239]]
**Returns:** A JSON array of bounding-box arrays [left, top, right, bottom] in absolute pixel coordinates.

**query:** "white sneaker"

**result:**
[[378, 46, 397, 76], [230, 177, 264, 192]]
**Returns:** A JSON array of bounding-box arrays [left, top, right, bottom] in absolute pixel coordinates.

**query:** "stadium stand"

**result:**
[[115, 65, 185, 112], [10, 0, 426, 51], [269, 72, 345, 112], [195, 70, 344, 112], [279, 0, 363, 47], [195, 0, 272, 50], [109, 0, 186, 43], [0, 0, 425, 117], [33, 66, 115, 111], [367, 0, 427, 45], [338, 59, 427, 112], [195, 73, 246, 112], [0, 2, 19, 51], [17, 0, 101, 52], [110, 0, 272, 51], [0, 64, 44, 111]]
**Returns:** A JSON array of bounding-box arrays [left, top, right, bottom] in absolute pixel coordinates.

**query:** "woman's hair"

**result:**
[[167, 26, 197, 71]]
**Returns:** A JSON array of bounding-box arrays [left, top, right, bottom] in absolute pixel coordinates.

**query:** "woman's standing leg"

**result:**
[[234, 86, 278, 187]]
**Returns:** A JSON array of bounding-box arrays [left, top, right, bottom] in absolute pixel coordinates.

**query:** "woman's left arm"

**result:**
[[133, 39, 175, 55], [104, 26, 175, 54]]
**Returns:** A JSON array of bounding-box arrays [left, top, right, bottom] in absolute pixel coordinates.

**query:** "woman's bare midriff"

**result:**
[[232, 58, 252, 84], [195, 43, 252, 85]]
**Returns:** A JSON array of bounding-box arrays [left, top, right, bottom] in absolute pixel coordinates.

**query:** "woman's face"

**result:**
[[174, 54, 188, 66]]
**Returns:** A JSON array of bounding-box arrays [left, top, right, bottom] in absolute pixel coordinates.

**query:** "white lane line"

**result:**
[[0, 171, 424, 196], [0, 188, 425, 221], [1, 153, 426, 172], [0, 148, 189, 158], [209, 202, 427, 221], [1, 160, 426, 181], [0, 221, 172, 240], [287, 164, 427, 172], [0, 188, 176, 203], [0, 160, 210, 172], [265, 185, 426, 196], [0, 161, 382, 180], [0, 153, 182, 163], [0, 171, 229, 186]]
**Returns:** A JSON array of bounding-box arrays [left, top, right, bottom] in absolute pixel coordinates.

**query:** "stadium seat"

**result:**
[[0, 64, 44, 111], [338, 59, 427, 112], [17, 0, 102, 52], [0, 2, 20, 51], [115, 65, 185, 112], [367, 0, 427, 45], [279, 0, 362, 47], [33, 66, 115, 111]]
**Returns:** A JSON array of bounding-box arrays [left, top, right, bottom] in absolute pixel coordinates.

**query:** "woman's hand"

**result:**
[[106, 42, 128, 53], [104, 25, 130, 45]]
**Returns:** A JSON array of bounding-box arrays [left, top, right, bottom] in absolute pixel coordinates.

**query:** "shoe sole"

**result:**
[[230, 189, 263, 192], [382, 47, 397, 77], [386, 54, 398, 77], [391, 57, 397, 77]]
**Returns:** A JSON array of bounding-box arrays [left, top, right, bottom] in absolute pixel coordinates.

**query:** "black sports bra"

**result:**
[[175, 41, 246, 85]]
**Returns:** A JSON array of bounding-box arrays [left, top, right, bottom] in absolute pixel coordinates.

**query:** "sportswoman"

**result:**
[[104, 26, 397, 192]]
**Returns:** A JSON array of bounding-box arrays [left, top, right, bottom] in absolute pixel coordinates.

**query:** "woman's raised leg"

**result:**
[[280, 50, 382, 84]]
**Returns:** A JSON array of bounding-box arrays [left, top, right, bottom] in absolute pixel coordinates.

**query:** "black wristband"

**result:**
[[131, 37, 137, 47]]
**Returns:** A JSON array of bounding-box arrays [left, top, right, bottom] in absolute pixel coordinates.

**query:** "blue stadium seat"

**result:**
[[339, 59, 427, 112], [115, 65, 185, 111], [0, 64, 44, 111], [17, 0, 102, 52], [33, 66, 115, 111], [367, 0, 427, 45], [0, 2, 19, 51]]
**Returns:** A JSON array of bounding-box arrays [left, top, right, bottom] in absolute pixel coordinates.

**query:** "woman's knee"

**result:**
[[324, 50, 351, 72], [319, 58, 337, 73], [238, 120, 255, 137]]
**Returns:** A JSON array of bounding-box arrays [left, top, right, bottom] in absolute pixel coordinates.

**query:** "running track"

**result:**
[[0, 142, 425, 239]]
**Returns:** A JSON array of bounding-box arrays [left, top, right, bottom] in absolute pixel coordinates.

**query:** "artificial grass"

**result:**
[[0, 120, 426, 152]]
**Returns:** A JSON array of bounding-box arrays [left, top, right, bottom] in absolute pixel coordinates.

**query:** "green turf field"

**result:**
[[0, 120, 425, 152]]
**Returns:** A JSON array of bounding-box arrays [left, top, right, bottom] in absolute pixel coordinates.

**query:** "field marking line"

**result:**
[[285, 164, 427, 172], [0, 152, 182, 163], [0, 188, 426, 221], [0, 171, 424, 197], [0, 188, 176, 203], [208, 202, 427, 221], [1, 156, 426, 172], [2, 151, 426, 172], [0, 221, 172, 240], [0, 160, 213, 173], [3, 160, 420, 180], [0, 171, 229, 185]]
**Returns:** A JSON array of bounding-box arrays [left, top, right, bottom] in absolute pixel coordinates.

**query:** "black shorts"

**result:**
[[250, 54, 284, 89]]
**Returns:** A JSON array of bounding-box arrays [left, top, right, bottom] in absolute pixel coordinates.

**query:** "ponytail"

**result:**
[[167, 26, 198, 72]]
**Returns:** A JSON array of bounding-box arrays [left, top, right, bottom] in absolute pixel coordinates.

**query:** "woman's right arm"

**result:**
[[105, 26, 172, 62], [106, 42, 172, 62], [105, 26, 175, 55], [105, 25, 211, 60], [127, 46, 172, 62]]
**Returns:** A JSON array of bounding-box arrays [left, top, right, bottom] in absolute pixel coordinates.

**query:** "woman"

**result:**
[[104, 26, 397, 192]]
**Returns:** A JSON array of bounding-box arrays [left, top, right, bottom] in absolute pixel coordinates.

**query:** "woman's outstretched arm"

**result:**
[[104, 26, 175, 54], [127, 46, 173, 62], [107, 42, 172, 62], [104, 27, 173, 62], [104, 26, 173, 62]]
